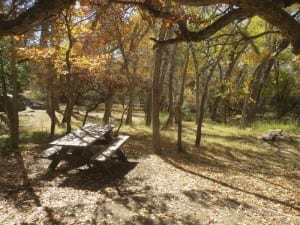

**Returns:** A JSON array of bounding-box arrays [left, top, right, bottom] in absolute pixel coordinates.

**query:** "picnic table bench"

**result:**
[[40, 123, 129, 171]]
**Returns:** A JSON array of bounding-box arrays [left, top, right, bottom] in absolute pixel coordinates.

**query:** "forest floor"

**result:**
[[0, 108, 299, 225]]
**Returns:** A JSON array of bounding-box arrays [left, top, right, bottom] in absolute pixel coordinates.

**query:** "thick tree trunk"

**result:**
[[8, 36, 19, 149], [152, 45, 163, 154], [242, 38, 289, 125], [152, 4, 173, 153], [246, 57, 275, 123]]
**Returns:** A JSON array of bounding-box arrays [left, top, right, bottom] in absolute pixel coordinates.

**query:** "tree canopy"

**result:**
[[1, 0, 300, 53]]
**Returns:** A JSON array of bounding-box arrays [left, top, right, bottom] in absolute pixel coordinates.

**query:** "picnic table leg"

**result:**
[[115, 149, 128, 162], [48, 157, 61, 170], [104, 132, 113, 143]]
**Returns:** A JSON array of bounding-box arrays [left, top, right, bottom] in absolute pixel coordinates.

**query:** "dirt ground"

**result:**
[[0, 109, 299, 225]]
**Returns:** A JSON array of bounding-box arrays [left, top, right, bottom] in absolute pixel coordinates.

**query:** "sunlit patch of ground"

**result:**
[[0, 109, 299, 224]]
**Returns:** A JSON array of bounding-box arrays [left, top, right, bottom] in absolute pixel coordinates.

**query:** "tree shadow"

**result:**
[[0, 151, 63, 225], [182, 189, 253, 210], [160, 156, 300, 211], [161, 131, 299, 180], [55, 161, 139, 192], [88, 179, 206, 225]]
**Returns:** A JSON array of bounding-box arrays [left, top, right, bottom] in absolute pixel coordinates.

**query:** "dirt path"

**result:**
[[0, 151, 299, 225]]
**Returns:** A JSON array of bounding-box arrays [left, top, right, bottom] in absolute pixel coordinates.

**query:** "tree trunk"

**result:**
[[61, 9, 75, 133], [144, 87, 152, 126], [195, 41, 227, 149], [125, 87, 134, 125], [103, 96, 113, 124], [242, 38, 289, 125], [62, 94, 76, 133], [195, 82, 209, 149], [176, 47, 190, 153], [190, 43, 202, 123], [8, 35, 19, 149], [239, 92, 250, 129], [274, 61, 290, 118], [151, 0, 173, 154], [246, 57, 274, 123], [152, 45, 163, 155], [46, 62, 59, 138], [163, 44, 177, 129], [41, 23, 58, 139]]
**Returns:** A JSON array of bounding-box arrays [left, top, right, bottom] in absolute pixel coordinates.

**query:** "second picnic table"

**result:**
[[40, 123, 129, 170]]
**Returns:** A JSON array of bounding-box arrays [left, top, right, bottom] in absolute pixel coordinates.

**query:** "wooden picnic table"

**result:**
[[50, 123, 114, 147], [40, 123, 129, 171]]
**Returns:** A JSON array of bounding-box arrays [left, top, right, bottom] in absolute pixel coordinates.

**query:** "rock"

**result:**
[[261, 129, 294, 142]]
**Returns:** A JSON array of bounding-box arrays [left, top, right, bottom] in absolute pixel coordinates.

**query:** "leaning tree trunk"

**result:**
[[247, 57, 274, 123], [195, 40, 227, 149], [243, 38, 289, 125]]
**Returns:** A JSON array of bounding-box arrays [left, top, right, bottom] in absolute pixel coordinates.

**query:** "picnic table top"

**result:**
[[50, 123, 113, 147]]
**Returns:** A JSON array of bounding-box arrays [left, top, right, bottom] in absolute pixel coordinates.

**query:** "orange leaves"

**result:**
[[163, 19, 174, 28], [16, 47, 56, 62]]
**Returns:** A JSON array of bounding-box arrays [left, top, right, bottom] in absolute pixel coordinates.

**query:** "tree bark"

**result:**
[[163, 44, 177, 129], [41, 23, 58, 139], [7, 35, 19, 149], [152, 44, 163, 154], [144, 87, 152, 126], [61, 8, 76, 133], [103, 96, 114, 124], [125, 87, 134, 125], [195, 41, 227, 149], [152, 0, 175, 154], [190, 43, 202, 123], [176, 46, 190, 153]]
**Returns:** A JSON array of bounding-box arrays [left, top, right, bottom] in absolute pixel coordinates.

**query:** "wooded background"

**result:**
[[0, 0, 299, 153]]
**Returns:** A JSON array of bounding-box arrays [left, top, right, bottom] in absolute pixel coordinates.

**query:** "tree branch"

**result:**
[[151, 8, 252, 44], [0, 0, 75, 36]]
